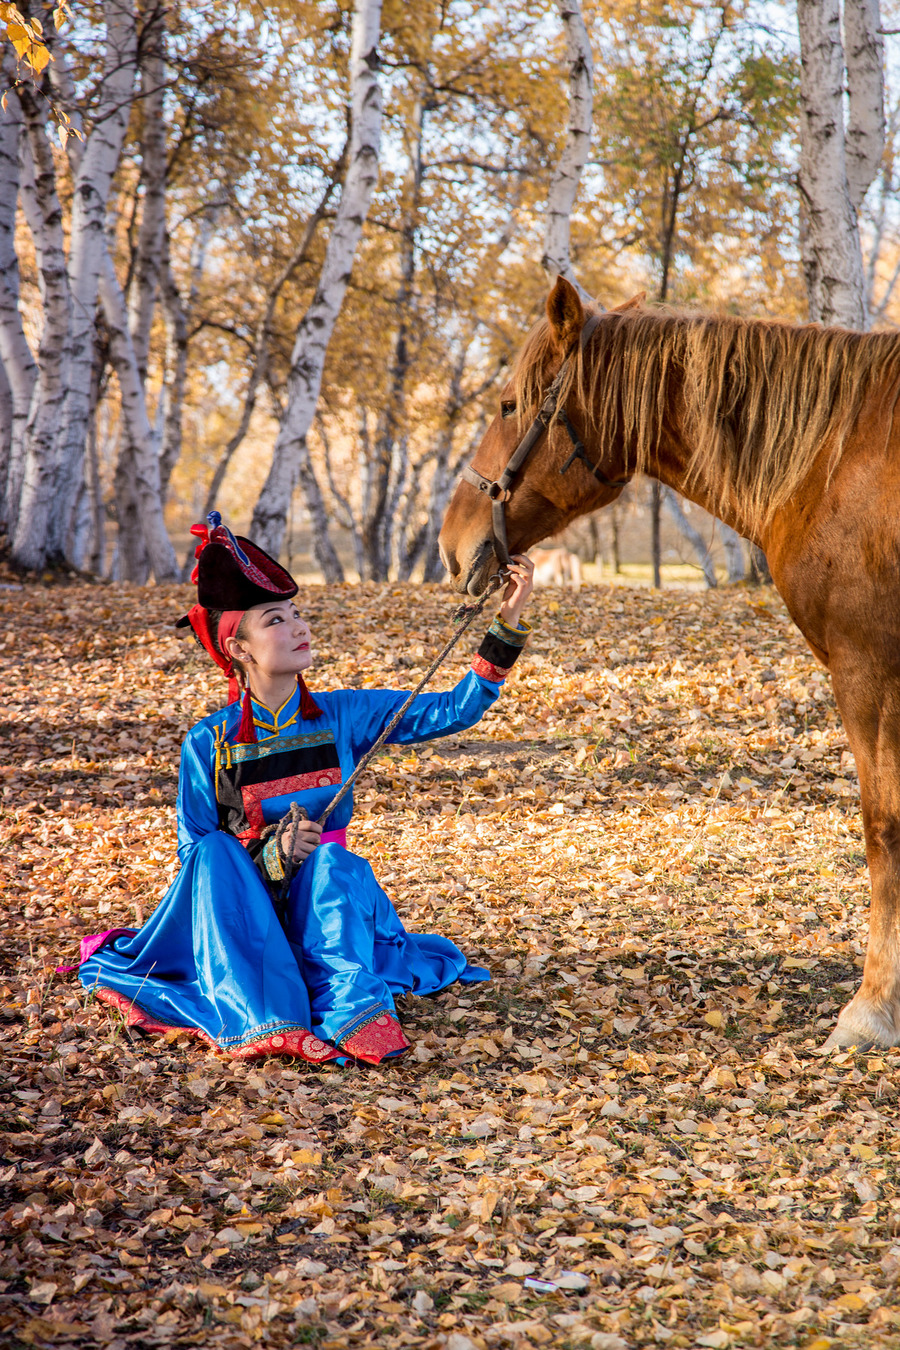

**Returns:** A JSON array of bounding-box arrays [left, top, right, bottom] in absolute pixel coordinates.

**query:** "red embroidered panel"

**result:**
[[94, 987, 340, 1063], [239, 768, 342, 836], [341, 1013, 410, 1065], [471, 654, 512, 682]]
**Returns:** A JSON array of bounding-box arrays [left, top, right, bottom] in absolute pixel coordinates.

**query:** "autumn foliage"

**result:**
[[2, 578, 899, 1348]]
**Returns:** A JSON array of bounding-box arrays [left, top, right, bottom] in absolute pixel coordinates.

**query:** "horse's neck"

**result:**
[[649, 443, 763, 548]]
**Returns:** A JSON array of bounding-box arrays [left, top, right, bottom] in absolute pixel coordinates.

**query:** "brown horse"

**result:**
[[440, 275, 900, 1050]]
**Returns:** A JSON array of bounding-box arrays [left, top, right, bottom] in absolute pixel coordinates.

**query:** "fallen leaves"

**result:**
[[1, 579, 900, 1348]]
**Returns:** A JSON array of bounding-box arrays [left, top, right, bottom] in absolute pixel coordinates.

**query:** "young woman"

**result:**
[[73, 513, 534, 1065]]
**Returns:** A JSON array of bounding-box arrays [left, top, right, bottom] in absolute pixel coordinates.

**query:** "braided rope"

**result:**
[[274, 574, 507, 899]]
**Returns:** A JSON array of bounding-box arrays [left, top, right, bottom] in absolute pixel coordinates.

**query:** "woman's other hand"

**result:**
[[289, 819, 323, 860], [497, 553, 535, 628]]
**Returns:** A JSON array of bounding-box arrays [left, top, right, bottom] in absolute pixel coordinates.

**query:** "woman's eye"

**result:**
[[501, 401, 516, 420]]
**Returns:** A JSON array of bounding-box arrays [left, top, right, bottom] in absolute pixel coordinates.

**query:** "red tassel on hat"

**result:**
[[236, 686, 257, 744]]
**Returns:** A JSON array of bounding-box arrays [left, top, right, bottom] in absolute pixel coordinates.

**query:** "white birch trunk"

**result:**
[[127, 12, 167, 382], [98, 249, 178, 581], [797, 0, 868, 328], [10, 95, 73, 568], [0, 69, 37, 531], [249, 0, 384, 557], [541, 0, 595, 305], [661, 487, 717, 588], [843, 0, 885, 211], [38, 0, 138, 565], [718, 522, 748, 583]]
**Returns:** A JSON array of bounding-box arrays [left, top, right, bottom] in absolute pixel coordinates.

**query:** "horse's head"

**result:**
[[439, 277, 636, 595]]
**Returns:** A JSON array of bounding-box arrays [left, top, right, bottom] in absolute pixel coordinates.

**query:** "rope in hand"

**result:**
[[274, 571, 509, 902]]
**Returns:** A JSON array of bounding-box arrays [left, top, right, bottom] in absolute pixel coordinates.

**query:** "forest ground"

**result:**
[[1, 577, 898, 1350]]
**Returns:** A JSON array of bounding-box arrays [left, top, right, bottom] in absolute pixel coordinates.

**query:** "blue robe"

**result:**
[[78, 623, 527, 1063]]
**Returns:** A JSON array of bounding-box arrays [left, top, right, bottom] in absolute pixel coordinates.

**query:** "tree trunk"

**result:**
[[0, 69, 37, 533], [843, 0, 885, 212], [11, 93, 73, 570], [98, 249, 178, 581], [541, 0, 594, 303], [651, 480, 662, 589], [158, 240, 188, 502], [127, 4, 167, 384], [249, 0, 384, 560], [661, 487, 716, 587], [749, 544, 772, 585], [719, 522, 747, 583], [797, 0, 870, 327], [14, 0, 139, 569]]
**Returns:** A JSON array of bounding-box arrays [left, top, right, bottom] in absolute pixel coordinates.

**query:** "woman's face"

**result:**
[[225, 599, 312, 678]]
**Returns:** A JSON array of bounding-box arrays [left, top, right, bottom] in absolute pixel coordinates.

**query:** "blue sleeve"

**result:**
[[334, 669, 500, 759], [175, 724, 219, 863], [335, 616, 531, 758]]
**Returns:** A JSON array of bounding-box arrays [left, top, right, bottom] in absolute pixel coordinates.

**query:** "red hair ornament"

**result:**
[[179, 512, 322, 742]]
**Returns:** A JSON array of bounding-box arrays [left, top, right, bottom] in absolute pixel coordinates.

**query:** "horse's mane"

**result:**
[[512, 306, 900, 528]]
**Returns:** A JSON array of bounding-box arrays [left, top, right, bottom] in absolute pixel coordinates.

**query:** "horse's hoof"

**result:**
[[821, 1027, 875, 1053], [823, 996, 900, 1051]]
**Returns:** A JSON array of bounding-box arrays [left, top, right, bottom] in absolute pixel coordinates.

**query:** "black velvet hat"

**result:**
[[175, 511, 297, 626]]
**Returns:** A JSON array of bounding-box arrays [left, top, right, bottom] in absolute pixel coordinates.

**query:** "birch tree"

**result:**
[[248, 0, 384, 564], [11, 0, 139, 571], [542, 0, 595, 301], [0, 52, 36, 531], [797, 0, 884, 327]]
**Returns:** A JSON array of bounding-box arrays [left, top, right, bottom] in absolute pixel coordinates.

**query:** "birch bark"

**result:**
[[0, 66, 36, 530], [797, 0, 869, 327], [30, 0, 139, 566], [541, 0, 595, 303], [843, 0, 885, 211], [661, 488, 717, 587], [10, 93, 73, 567], [127, 5, 167, 383], [98, 250, 178, 581], [249, 0, 384, 558]]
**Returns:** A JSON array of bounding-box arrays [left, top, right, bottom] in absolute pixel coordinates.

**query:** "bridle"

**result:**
[[460, 313, 631, 568]]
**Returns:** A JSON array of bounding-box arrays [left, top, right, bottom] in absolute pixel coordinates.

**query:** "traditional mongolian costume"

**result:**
[[72, 514, 529, 1065]]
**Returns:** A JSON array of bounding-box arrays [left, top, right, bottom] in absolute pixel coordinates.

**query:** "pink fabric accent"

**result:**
[[56, 843, 346, 973], [56, 927, 137, 973]]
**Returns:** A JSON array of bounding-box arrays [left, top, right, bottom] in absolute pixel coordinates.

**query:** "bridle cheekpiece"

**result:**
[[460, 313, 630, 568]]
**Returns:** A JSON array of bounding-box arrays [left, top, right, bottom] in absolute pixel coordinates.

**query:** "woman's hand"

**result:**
[[497, 553, 535, 628], [289, 819, 323, 860]]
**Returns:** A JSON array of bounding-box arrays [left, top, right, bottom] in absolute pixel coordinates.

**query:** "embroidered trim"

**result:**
[[261, 834, 284, 880], [239, 768, 342, 836], [93, 987, 340, 1062], [471, 654, 513, 682], [487, 616, 531, 647], [230, 729, 336, 764], [340, 1013, 410, 1065]]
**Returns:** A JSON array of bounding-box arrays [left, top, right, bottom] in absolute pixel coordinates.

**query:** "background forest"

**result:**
[[1, 0, 899, 585]]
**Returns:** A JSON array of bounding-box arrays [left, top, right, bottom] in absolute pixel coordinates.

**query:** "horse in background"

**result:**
[[439, 276, 900, 1051], [530, 546, 582, 589]]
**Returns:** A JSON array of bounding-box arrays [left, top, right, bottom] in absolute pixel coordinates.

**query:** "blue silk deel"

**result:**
[[78, 672, 499, 1054]]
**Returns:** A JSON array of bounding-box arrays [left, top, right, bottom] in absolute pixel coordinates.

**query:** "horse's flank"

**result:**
[[512, 307, 900, 532]]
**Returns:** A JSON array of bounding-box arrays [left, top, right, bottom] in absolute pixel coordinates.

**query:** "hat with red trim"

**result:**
[[175, 512, 321, 741], [180, 510, 297, 612]]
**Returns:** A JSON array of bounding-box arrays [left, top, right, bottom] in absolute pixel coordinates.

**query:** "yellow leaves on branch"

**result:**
[[2, 2, 72, 79]]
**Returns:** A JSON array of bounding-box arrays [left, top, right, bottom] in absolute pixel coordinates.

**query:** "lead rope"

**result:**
[[274, 573, 509, 901]]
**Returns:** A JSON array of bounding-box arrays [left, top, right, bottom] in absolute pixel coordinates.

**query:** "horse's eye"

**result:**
[[501, 400, 516, 420]]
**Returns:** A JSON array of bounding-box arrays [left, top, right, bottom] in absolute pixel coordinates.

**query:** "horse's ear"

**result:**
[[546, 276, 585, 353], [611, 292, 646, 312]]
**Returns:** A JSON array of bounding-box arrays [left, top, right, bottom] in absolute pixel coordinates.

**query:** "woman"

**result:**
[[74, 513, 534, 1065]]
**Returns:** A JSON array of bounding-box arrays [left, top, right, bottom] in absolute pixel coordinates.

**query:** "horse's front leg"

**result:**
[[826, 660, 900, 1049]]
